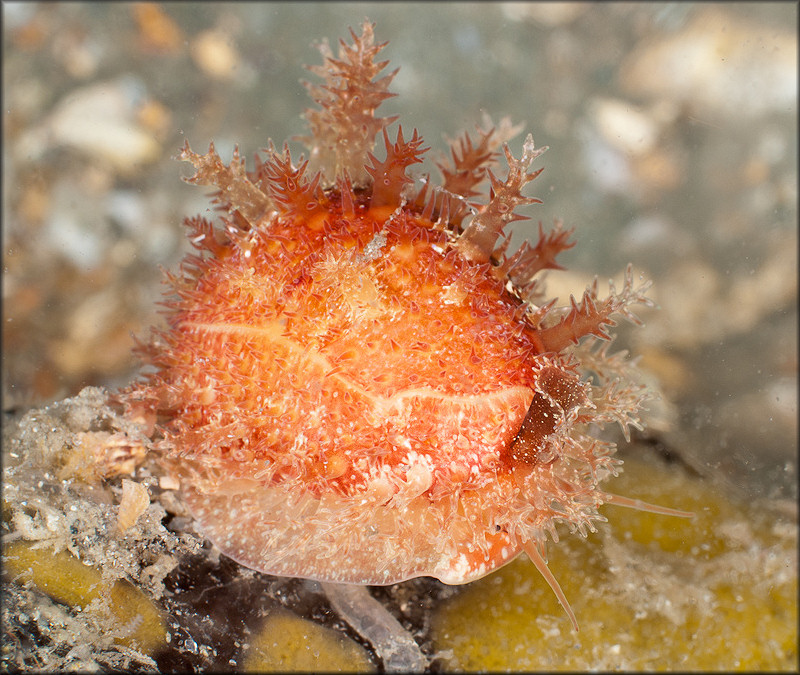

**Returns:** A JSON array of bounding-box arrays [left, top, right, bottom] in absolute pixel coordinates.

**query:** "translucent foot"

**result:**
[[320, 582, 428, 673]]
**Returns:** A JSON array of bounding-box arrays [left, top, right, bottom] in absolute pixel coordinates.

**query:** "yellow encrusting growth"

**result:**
[[430, 454, 797, 671], [4, 541, 168, 654], [242, 607, 374, 672]]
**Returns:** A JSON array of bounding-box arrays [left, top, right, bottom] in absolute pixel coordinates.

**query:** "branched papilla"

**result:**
[[583, 377, 651, 441], [365, 126, 428, 208], [493, 220, 576, 297], [574, 337, 639, 385], [300, 21, 399, 183], [437, 125, 496, 200], [411, 176, 473, 232], [456, 135, 548, 264], [410, 116, 523, 231], [535, 265, 654, 354], [179, 140, 272, 228], [572, 339, 655, 441], [182, 215, 230, 259], [436, 115, 525, 202], [256, 144, 329, 221]]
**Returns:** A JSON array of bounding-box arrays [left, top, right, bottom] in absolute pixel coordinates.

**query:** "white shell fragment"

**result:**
[[117, 478, 150, 532]]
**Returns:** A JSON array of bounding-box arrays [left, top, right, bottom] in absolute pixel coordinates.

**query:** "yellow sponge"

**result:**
[[243, 606, 375, 672], [4, 541, 167, 654], [431, 455, 797, 670]]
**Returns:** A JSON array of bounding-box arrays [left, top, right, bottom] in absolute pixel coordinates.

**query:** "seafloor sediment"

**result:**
[[2, 387, 796, 671]]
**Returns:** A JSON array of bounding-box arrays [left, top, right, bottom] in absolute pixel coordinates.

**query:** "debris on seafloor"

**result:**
[[320, 582, 427, 672], [2, 388, 188, 671]]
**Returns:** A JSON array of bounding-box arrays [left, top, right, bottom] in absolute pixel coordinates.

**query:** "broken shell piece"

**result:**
[[117, 479, 150, 532]]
